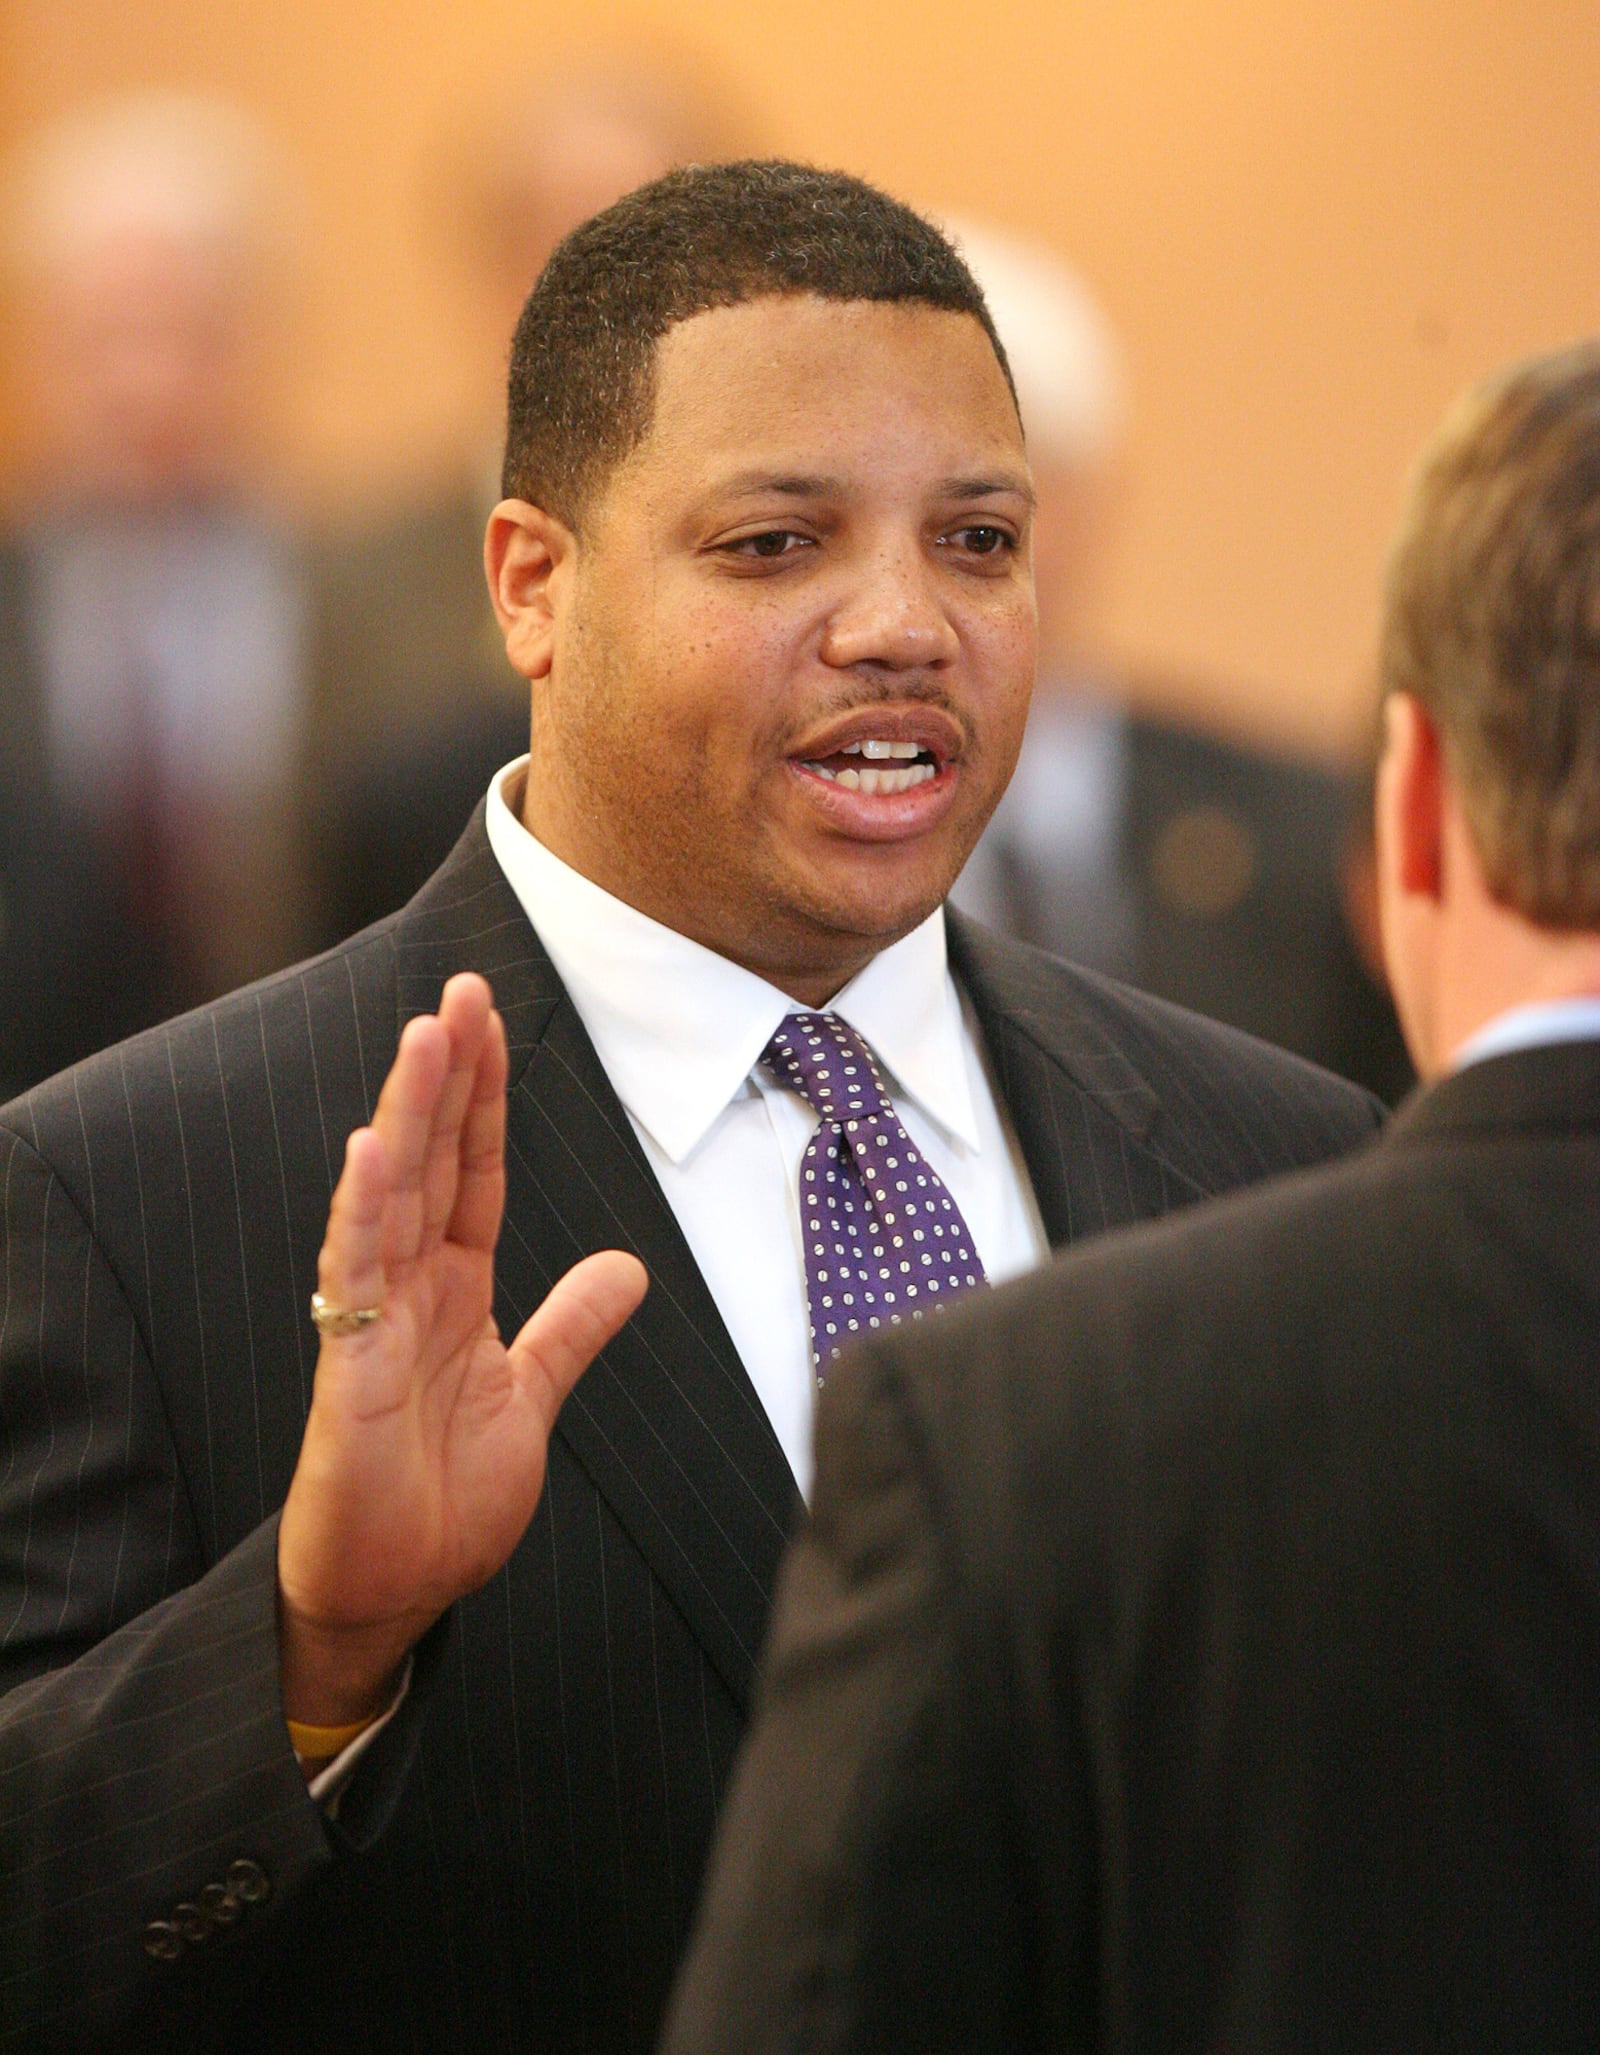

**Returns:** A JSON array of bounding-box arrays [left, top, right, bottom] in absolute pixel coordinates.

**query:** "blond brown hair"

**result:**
[[1382, 341, 1600, 926]]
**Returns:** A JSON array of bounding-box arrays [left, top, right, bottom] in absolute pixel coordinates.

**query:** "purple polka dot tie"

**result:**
[[763, 1012, 987, 1382]]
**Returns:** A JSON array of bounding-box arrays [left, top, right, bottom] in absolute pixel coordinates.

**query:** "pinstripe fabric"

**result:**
[[0, 809, 1380, 2052], [664, 1041, 1600, 2055]]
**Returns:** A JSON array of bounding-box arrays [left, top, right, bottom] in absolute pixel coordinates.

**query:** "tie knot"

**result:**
[[762, 1012, 890, 1125]]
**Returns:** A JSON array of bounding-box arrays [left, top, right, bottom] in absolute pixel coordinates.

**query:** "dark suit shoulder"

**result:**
[[1044, 943, 1377, 1125], [875, 1106, 1593, 1586], [900, 1124, 1412, 1414], [782, 1096, 1600, 2055], [3, 911, 403, 1165], [948, 908, 1383, 1196]]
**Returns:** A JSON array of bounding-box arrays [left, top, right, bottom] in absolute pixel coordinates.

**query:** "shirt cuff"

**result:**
[[300, 1656, 413, 1810]]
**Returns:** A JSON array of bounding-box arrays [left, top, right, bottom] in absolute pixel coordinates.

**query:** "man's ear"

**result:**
[[485, 500, 576, 682], [1380, 690, 1445, 901]]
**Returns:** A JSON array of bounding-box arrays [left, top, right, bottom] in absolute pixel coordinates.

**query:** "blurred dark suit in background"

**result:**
[[0, 95, 311, 1093], [955, 686, 1414, 1101], [943, 222, 1411, 1102], [0, 550, 162, 1095]]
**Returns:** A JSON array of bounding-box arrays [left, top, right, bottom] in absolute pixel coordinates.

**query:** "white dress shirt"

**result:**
[[486, 760, 1048, 1497]]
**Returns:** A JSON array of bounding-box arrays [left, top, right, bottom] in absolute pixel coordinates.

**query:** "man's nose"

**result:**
[[819, 544, 961, 672]]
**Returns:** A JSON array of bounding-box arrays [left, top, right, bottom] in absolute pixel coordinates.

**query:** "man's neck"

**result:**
[[514, 769, 907, 1012], [1437, 941, 1600, 1075]]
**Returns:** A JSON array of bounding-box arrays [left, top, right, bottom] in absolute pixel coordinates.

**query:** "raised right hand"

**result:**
[[276, 972, 648, 1731]]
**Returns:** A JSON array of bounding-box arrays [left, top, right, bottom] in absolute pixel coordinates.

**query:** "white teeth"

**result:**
[[807, 761, 936, 795], [847, 739, 923, 760]]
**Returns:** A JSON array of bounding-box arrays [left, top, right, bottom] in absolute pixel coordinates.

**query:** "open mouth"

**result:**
[[795, 739, 941, 795]]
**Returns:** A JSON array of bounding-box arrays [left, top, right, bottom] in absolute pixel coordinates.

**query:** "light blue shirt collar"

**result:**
[[1450, 996, 1600, 1072]]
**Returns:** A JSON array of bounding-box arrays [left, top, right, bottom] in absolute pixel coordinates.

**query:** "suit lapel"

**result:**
[[395, 814, 800, 1710], [947, 906, 1173, 1245]]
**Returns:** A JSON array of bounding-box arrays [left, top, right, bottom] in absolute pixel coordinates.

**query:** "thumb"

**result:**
[[508, 1250, 649, 1431]]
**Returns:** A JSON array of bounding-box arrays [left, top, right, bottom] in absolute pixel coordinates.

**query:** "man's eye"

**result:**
[[952, 524, 1013, 556], [728, 530, 808, 558]]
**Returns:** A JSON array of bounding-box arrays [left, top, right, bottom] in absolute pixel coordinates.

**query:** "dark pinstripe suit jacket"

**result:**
[[0, 812, 1381, 2052], [664, 1041, 1600, 2055]]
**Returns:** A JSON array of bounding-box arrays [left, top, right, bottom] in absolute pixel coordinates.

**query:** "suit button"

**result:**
[[174, 1900, 213, 1944], [143, 1920, 184, 1963], [225, 1858, 271, 1905], [200, 1881, 240, 1925]]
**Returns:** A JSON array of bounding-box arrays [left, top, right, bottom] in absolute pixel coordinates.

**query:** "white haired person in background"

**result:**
[[0, 93, 310, 1091], [946, 221, 1409, 1098]]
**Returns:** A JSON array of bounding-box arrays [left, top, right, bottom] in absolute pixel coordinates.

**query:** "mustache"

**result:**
[[777, 680, 976, 754]]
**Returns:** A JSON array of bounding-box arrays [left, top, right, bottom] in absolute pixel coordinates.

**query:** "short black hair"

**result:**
[[501, 158, 1016, 529]]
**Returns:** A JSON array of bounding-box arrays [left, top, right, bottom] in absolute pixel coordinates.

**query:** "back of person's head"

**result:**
[[501, 159, 1014, 532], [1383, 341, 1600, 929]]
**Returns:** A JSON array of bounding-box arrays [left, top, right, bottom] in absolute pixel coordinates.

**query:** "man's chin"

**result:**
[[772, 861, 965, 970], [815, 821, 982, 922]]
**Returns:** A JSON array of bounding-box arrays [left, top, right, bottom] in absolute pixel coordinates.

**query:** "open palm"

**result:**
[[277, 973, 647, 1727]]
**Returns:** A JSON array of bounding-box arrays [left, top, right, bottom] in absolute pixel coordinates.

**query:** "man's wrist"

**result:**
[[292, 1656, 415, 1798], [276, 1595, 421, 1730]]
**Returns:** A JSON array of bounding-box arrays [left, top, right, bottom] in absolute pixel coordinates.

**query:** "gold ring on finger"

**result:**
[[310, 1292, 384, 1337]]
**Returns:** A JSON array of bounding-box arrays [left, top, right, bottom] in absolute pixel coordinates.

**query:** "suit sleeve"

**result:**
[[0, 1124, 337, 2047], [659, 1343, 1033, 2055]]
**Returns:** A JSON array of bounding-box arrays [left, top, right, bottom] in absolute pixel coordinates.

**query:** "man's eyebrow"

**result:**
[[709, 471, 842, 500], [700, 470, 1036, 505], [940, 475, 1036, 507]]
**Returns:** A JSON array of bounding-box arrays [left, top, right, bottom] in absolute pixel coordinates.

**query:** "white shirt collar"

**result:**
[[485, 759, 982, 1164], [1450, 994, 1600, 1073]]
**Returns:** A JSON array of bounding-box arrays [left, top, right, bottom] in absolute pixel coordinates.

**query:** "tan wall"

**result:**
[[6, 0, 1600, 758]]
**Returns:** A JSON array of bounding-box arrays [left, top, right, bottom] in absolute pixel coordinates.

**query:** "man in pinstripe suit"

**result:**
[[0, 164, 1379, 2051]]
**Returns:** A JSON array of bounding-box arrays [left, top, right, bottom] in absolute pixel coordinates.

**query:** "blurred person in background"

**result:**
[[304, 49, 752, 944], [946, 222, 1407, 1097], [0, 94, 311, 1094]]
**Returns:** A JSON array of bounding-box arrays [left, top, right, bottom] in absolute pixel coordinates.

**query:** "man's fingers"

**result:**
[[422, 976, 496, 1161], [312, 976, 506, 1359], [507, 1252, 650, 1430], [446, 1005, 509, 1252], [372, 975, 495, 1263], [369, 1017, 453, 1205], [316, 1125, 392, 1324]]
